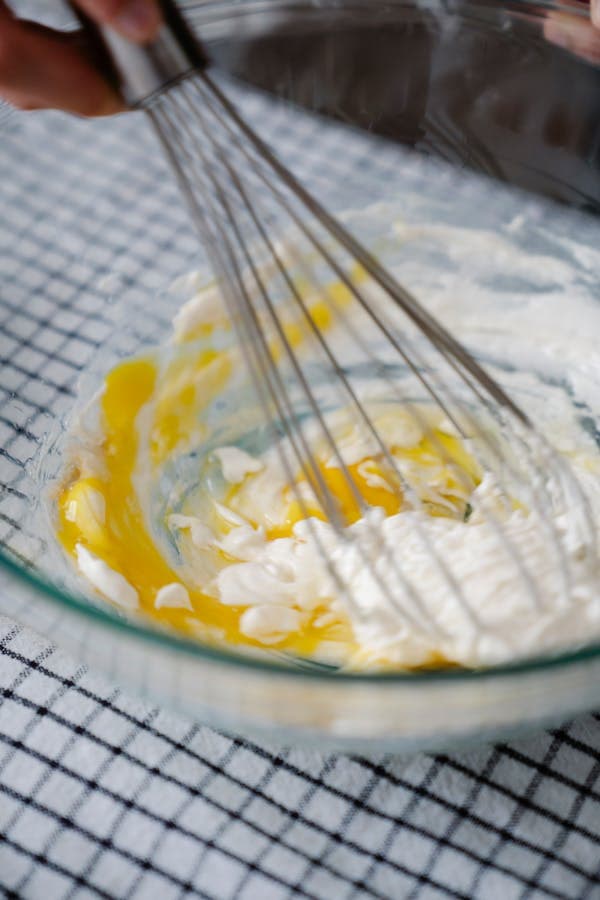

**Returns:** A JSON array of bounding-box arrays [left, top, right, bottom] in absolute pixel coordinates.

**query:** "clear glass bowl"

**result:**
[[1, 0, 599, 753]]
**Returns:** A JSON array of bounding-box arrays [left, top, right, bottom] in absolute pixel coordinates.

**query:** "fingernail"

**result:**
[[592, 0, 600, 30], [114, 0, 160, 42]]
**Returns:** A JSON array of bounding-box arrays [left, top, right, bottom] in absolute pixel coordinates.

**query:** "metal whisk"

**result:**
[[80, 1, 597, 654]]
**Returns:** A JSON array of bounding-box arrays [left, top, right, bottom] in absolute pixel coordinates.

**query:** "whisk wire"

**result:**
[[156, 101, 359, 528], [150, 103, 376, 623], [145, 57, 596, 649], [153, 93, 453, 639], [198, 72, 534, 426], [168, 78, 559, 615]]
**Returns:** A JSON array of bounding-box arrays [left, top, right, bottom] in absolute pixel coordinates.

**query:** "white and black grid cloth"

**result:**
[[1, 620, 600, 900], [0, 15, 600, 895]]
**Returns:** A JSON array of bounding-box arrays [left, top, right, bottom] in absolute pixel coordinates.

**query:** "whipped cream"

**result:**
[[169, 461, 600, 667], [155, 582, 192, 611], [76, 545, 139, 612], [213, 446, 264, 484]]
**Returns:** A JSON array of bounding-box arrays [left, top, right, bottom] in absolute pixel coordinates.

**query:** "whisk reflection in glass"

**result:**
[[77, 0, 597, 655]]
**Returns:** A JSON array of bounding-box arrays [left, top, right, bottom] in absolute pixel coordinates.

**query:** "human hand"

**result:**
[[544, 0, 600, 65], [0, 0, 162, 116]]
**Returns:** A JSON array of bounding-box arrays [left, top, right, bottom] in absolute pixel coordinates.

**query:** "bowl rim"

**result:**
[[2, 0, 600, 685]]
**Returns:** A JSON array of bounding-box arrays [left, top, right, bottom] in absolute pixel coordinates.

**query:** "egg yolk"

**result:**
[[55, 270, 478, 663]]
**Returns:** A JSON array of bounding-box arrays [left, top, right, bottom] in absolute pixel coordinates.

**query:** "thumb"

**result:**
[[72, 0, 162, 43]]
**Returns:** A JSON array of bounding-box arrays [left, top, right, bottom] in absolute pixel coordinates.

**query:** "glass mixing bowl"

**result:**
[[1, 0, 599, 753]]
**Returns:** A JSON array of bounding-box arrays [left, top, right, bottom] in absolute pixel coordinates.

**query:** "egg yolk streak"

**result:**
[[58, 354, 350, 655], [56, 274, 479, 659]]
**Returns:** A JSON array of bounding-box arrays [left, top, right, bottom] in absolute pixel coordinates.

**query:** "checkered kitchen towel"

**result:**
[[1, 620, 600, 900], [1, 3, 600, 898]]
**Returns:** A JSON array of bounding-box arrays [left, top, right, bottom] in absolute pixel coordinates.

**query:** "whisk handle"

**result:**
[[70, 0, 208, 108]]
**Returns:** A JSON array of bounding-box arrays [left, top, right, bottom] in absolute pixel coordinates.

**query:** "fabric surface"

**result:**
[[1, 4, 600, 898], [1, 620, 600, 899]]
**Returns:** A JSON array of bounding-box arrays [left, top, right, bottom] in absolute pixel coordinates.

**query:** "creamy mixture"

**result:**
[[53, 209, 600, 670]]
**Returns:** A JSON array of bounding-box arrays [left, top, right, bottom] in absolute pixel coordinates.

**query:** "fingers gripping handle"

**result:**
[[70, 0, 208, 107]]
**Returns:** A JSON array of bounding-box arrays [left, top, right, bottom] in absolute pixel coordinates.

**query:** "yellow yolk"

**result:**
[[56, 354, 351, 657], [57, 352, 477, 658], [56, 349, 477, 661], [150, 347, 233, 467], [56, 264, 478, 664], [232, 457, 401, 541], [58, 358, 239, 639], [318, 459, 401, 525]]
